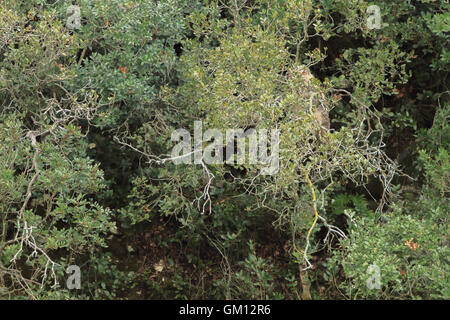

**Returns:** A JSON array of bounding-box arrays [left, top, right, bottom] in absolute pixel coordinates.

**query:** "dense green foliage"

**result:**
[[0, 0, 448, 299]]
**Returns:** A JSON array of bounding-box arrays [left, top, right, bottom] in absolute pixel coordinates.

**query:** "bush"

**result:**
[[0, 0, 448, 300]]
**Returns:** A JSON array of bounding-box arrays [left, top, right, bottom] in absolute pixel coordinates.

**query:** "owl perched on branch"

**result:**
[[297, 65, 330, 137]]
